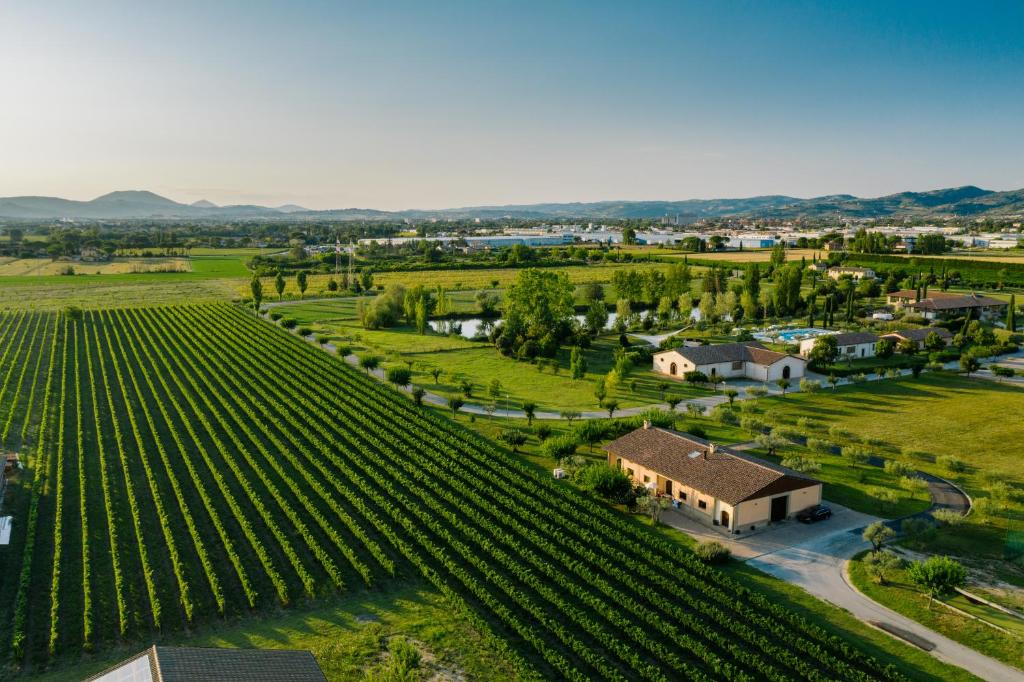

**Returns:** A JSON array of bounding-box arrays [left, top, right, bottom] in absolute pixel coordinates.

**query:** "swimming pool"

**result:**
[[773, 327, 833, 343]]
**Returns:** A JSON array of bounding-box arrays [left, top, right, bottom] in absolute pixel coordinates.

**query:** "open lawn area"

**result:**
[[280, 298, 714, 412], [0, 254, 254, 310], [0, 257, 189, 276], [242, 260, 698, 299], [757, 373, 1024, 561], [25, 584, 516, 682], [849, 553, 1024, 671]]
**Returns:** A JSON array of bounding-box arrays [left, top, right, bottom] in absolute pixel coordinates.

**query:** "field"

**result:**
[[244, 261, 694, 299], [757, 373, 1024, 560], [0, 258, 190, 276], [0, 254, 253, 310], [30, 585, 516, 682], [279, 298, 709, 412], [0, 304, 916, 680], [849, 555, 1024, 670], [666, 248, 819, 263]]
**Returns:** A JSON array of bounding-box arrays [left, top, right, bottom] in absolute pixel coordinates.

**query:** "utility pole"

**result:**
[[334, 236, 341, 278]]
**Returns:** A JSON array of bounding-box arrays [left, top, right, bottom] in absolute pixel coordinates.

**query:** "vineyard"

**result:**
[[0, 304, 906, 680]]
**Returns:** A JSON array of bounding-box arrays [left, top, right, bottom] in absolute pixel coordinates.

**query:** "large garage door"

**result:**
[[770, 495, 788, 522]]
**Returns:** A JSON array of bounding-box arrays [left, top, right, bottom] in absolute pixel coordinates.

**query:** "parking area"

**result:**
[[660, 501, 879, 560]]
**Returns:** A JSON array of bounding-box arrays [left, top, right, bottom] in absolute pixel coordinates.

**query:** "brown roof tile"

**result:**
[[605, 427, 819, 505], [659, 341, 796, 367]]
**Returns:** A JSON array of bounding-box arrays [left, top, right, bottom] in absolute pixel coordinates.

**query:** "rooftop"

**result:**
[[910, 292, 1008, 311], [605, 427, 819, 505], [658, 341, 797, 367], [825, 331, 878, 345], [86, 646, 327, 682], [882, 327, 953, 342]]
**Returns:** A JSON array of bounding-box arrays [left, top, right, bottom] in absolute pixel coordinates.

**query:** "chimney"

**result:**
[[705, 442, 716, 460], [642, 420, 651, 430]]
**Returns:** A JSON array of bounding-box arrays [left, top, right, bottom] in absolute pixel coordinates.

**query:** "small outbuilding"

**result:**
[[881, 327, 953, 347], [606, 425, 823, 532], [652, 341, 806, 382], [799, 331, 878, 360], [85, 646, 327, 682]]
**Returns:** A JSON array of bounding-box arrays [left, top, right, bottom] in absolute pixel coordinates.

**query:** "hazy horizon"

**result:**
[[2, 1, 1023, 210]]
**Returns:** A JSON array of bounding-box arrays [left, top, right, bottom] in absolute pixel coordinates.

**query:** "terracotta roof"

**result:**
[[605, 427, 819, 505], [827, 332, 878, 346], [882, 327, 952, 343], [657, 341, 798, 368], [889, 289, 962, 300], [86, 646, 327, 682], [910, 293, 1007, 311]]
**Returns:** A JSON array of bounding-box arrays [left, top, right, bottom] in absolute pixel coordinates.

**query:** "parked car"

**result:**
[[796, 505, 832, 523]]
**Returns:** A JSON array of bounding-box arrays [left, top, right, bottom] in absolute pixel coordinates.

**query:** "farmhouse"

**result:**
[[827, 266, 876, 281], [85, 646, 327, 682], [799, 331, 878, 359], [606, 425, 823, 532], [881, 327, 953, 347], [652, 342, 806, 382], [887, 290, 1008, 321]]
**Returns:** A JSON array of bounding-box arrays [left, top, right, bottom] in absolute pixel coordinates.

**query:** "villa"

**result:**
[[881, 327, 953, 347], [827, 266, 876, 281], [652, 341, 806, 382], [799, 331, 878, 359], [606, 425, 823, 533], [887, 290, 1008, 321]]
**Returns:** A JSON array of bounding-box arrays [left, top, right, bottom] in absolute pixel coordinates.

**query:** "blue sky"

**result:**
[[1, 1, 1022, 209]]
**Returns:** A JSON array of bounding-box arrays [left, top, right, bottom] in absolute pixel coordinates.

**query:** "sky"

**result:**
[[1, 0, 1023, 210]]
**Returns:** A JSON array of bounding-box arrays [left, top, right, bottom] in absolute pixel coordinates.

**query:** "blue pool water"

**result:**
[[774, 328, 832, 342]]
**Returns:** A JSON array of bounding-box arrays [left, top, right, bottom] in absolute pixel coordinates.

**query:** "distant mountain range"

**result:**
[[1, 186, 1022, 221]]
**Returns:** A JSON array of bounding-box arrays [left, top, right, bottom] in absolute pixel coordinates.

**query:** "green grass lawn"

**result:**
[[848, 553, 1024, 671], [944, 593, 1024, 637], [741, 442, 931, 518], [281, 298, 712, 412], [23, 584, 517, 682], [755, 372, 1024, 560]]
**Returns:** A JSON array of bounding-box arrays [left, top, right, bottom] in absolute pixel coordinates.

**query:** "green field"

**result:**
[[29, 585, 515, 682], [849, 555, 1024, 670], [0, 304, 936, 680], [279, 298, 710, 412], [757, 373, 1024, 560]]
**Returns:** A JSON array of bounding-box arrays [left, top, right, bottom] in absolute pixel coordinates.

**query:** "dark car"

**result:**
[[796, 505, 832, 523]]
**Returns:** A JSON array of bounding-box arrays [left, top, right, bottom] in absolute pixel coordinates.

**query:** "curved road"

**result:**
[[277, 314, 1021, 679]]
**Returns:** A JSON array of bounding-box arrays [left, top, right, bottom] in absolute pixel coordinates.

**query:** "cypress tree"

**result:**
[[1008, 294, 1017, 332]]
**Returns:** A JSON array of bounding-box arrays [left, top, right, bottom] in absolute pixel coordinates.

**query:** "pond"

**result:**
[[429, 307, 702, 339]]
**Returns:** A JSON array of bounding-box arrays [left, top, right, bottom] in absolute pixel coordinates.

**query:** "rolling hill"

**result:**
[[1, 185, 1022, 221]]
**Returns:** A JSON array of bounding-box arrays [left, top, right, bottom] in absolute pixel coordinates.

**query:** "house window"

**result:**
[[679, 491, 687, 501], [626, 468, 634, 477], [698, 499, 707, 510], [732, 361, 743, 370], [642, 475, 650, 484], [846, 346, 855, 354], [615, 458, 622, 469]]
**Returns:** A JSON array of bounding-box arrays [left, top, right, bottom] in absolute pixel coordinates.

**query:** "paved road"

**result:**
[[749, 529, 1023, 682], [283, 318, 1018, 679]]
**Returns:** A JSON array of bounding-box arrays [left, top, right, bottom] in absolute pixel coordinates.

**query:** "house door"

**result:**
[[770, 496, 788, 522], [782, 365, 791, 379], [720, 510, 730, 529], [669, 362, 677, 376], [664, 479, 673, 496]]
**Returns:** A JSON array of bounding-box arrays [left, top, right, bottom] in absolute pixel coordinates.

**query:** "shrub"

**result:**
[[828, 425, 853, 440], [297, 326, 313, 337], [281, 317, 298, 329], [269, 311, 283, 321], [799, 378, 821, 393], [931, 508, 964, 526], [937, 454, 967, 474], [710, 405, 738, 425], [535, 424, 552, 442], [576, 464, 634, 503], [693, 541, 731, 564], [795, 417, 814, 431], [540, 435, 579, 461], [780, 456, 821, 474]]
